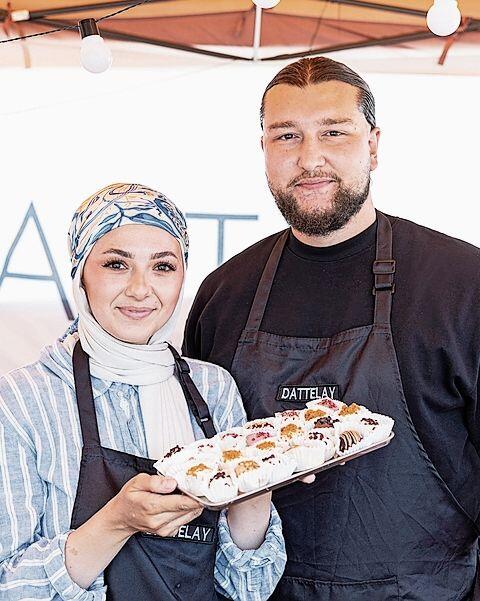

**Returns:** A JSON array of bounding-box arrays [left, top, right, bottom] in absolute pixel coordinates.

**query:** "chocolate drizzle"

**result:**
[[262, 454, 277, 462], [164, 445, 182, 458], [249, 421, 272, 430], [313, 416, 335, 429], [361, 418, 379, 426], [339, 430, 363, 453]]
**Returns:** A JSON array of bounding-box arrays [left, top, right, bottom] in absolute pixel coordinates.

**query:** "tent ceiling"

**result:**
[[1, 0, 479, 61]]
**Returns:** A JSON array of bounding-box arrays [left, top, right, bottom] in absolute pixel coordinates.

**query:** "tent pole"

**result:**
[[28, 1, 167, 20], [32, 17, 252, 61], [252, 5, 262, 61], [262, 23, 480, 61], [328, 0, 426, 18]]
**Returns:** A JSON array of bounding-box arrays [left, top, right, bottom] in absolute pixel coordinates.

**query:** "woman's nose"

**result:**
[[125, 271, 151, 300]]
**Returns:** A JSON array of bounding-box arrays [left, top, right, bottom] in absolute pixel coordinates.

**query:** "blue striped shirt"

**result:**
[[0, 338, 286, 600]]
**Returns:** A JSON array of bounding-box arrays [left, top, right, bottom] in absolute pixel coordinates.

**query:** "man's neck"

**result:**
[[291, 198, 376, 248]]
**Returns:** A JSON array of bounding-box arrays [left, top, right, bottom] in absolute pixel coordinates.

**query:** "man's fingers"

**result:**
[[299, 474, 316, 484]]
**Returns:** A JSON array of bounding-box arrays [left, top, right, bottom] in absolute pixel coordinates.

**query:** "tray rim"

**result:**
[[172, 431, 395, 511]]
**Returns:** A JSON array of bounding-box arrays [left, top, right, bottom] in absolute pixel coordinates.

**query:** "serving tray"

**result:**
[[171, 431, 394, 511]]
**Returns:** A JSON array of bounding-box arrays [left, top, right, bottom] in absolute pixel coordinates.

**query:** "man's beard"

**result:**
[[269, 173, 370, 237]]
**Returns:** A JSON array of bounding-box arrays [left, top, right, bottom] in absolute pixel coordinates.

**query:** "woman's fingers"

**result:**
[[135, 474, 178, 494], [113, 473, 203, 535], [299, 474, 316, 484], [142, 491, 201, 515], [154, 508, 204, 538]]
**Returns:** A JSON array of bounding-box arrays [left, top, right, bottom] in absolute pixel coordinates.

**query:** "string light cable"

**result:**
[[0, 0, 154, 44], [0, 0, 159, 72], [2, 0, 267, 71]]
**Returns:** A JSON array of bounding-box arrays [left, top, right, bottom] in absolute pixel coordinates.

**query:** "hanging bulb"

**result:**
[[79, 18, 112, 73], [252, 0, 281, 9], [426, 0, 461, 36]]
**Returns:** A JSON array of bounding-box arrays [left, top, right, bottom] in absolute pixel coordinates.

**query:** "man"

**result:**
[[183, 57, 480, 600]]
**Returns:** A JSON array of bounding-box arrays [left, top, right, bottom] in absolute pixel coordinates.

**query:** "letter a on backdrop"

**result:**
[[0, 203, 74, 319]]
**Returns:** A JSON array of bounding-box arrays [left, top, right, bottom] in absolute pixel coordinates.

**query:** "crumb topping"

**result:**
[[222, 450, 242, 461], [281, 423, 301, 438], [186, 463, 210, 477], [319, 399, 339, 410], [339, 403, 361, 416], [305, 408, 326, 421], [236, 460, 260, 475], [280, 410, 301, 418], [257, 441, 276, 450]]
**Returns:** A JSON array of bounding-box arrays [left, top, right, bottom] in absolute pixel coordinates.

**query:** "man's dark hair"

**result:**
[[260, 56, 376, 130]]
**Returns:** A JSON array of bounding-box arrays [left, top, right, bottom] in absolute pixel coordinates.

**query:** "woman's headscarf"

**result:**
[[69, 182, 189, 278], [66, 183, 195, 459]]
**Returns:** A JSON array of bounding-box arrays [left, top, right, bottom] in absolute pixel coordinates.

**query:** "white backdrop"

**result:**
[[1, 44, 479, 373]]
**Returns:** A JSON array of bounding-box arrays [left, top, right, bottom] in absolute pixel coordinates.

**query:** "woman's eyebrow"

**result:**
[[102, 249, 178, 260], [102, 248, 132, 258], [150, 251, 178, 260]]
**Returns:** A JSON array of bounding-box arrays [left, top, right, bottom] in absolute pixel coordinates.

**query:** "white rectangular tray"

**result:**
[[173, 432, 394, 511]]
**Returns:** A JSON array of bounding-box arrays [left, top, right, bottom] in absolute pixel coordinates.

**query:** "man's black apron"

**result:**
[[70, 341, 220, 601], [230, 211, 479, 600]]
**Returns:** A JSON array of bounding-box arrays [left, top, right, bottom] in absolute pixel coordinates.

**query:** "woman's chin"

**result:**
[[104, 324, 154, 345]]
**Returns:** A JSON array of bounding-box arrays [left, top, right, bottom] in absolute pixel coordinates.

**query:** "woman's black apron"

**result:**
[[70, 341, 220, 601], [230, 211, 479, 600]]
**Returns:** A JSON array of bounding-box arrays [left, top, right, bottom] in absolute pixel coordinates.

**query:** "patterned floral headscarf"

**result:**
[[68, 182, 189, 278]]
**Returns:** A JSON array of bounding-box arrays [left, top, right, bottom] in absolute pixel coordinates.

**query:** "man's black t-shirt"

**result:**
[[183, 214, 480, 525]]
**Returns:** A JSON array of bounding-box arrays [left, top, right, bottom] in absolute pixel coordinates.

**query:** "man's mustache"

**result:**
[[288, 171, 340, 188]]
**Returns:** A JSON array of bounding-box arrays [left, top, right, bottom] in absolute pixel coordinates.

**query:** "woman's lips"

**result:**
[[117, 306, 156, 320]]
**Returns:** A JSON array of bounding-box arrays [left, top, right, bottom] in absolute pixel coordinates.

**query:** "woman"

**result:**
[[0, 183, 286, 600]]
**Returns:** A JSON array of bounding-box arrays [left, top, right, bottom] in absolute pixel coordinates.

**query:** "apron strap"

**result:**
[[168, 344, 217, 439], [72, 340, 102, 448], [373, 211, 395, 326], [242, 230, 289, 336], [73, 340, 217, 445], [240, 216, 395, 334], [473, 551, 480, 600]]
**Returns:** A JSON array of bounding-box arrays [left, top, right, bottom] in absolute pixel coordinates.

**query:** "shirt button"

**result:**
[[175, 583, 181, 589]]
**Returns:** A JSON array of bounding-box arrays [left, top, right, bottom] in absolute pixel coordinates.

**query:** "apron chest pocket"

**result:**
[[279, 575, 399, 601]]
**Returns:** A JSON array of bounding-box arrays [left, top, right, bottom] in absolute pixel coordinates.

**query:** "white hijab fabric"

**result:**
[[66, 184, 196, 460]]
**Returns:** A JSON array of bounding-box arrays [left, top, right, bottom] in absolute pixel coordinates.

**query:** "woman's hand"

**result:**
[[107, 473, 203, 538], [65, 474, 203, 589]]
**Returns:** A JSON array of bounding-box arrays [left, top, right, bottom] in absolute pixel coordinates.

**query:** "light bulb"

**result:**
[[80, 35, 112, 73], [79, 18, 112, 74], [252, 0, 281, 8], [426, 0, 461, 36]]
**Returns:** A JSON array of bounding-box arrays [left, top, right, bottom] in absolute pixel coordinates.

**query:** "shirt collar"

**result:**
[[39, 338, 116, 400]]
